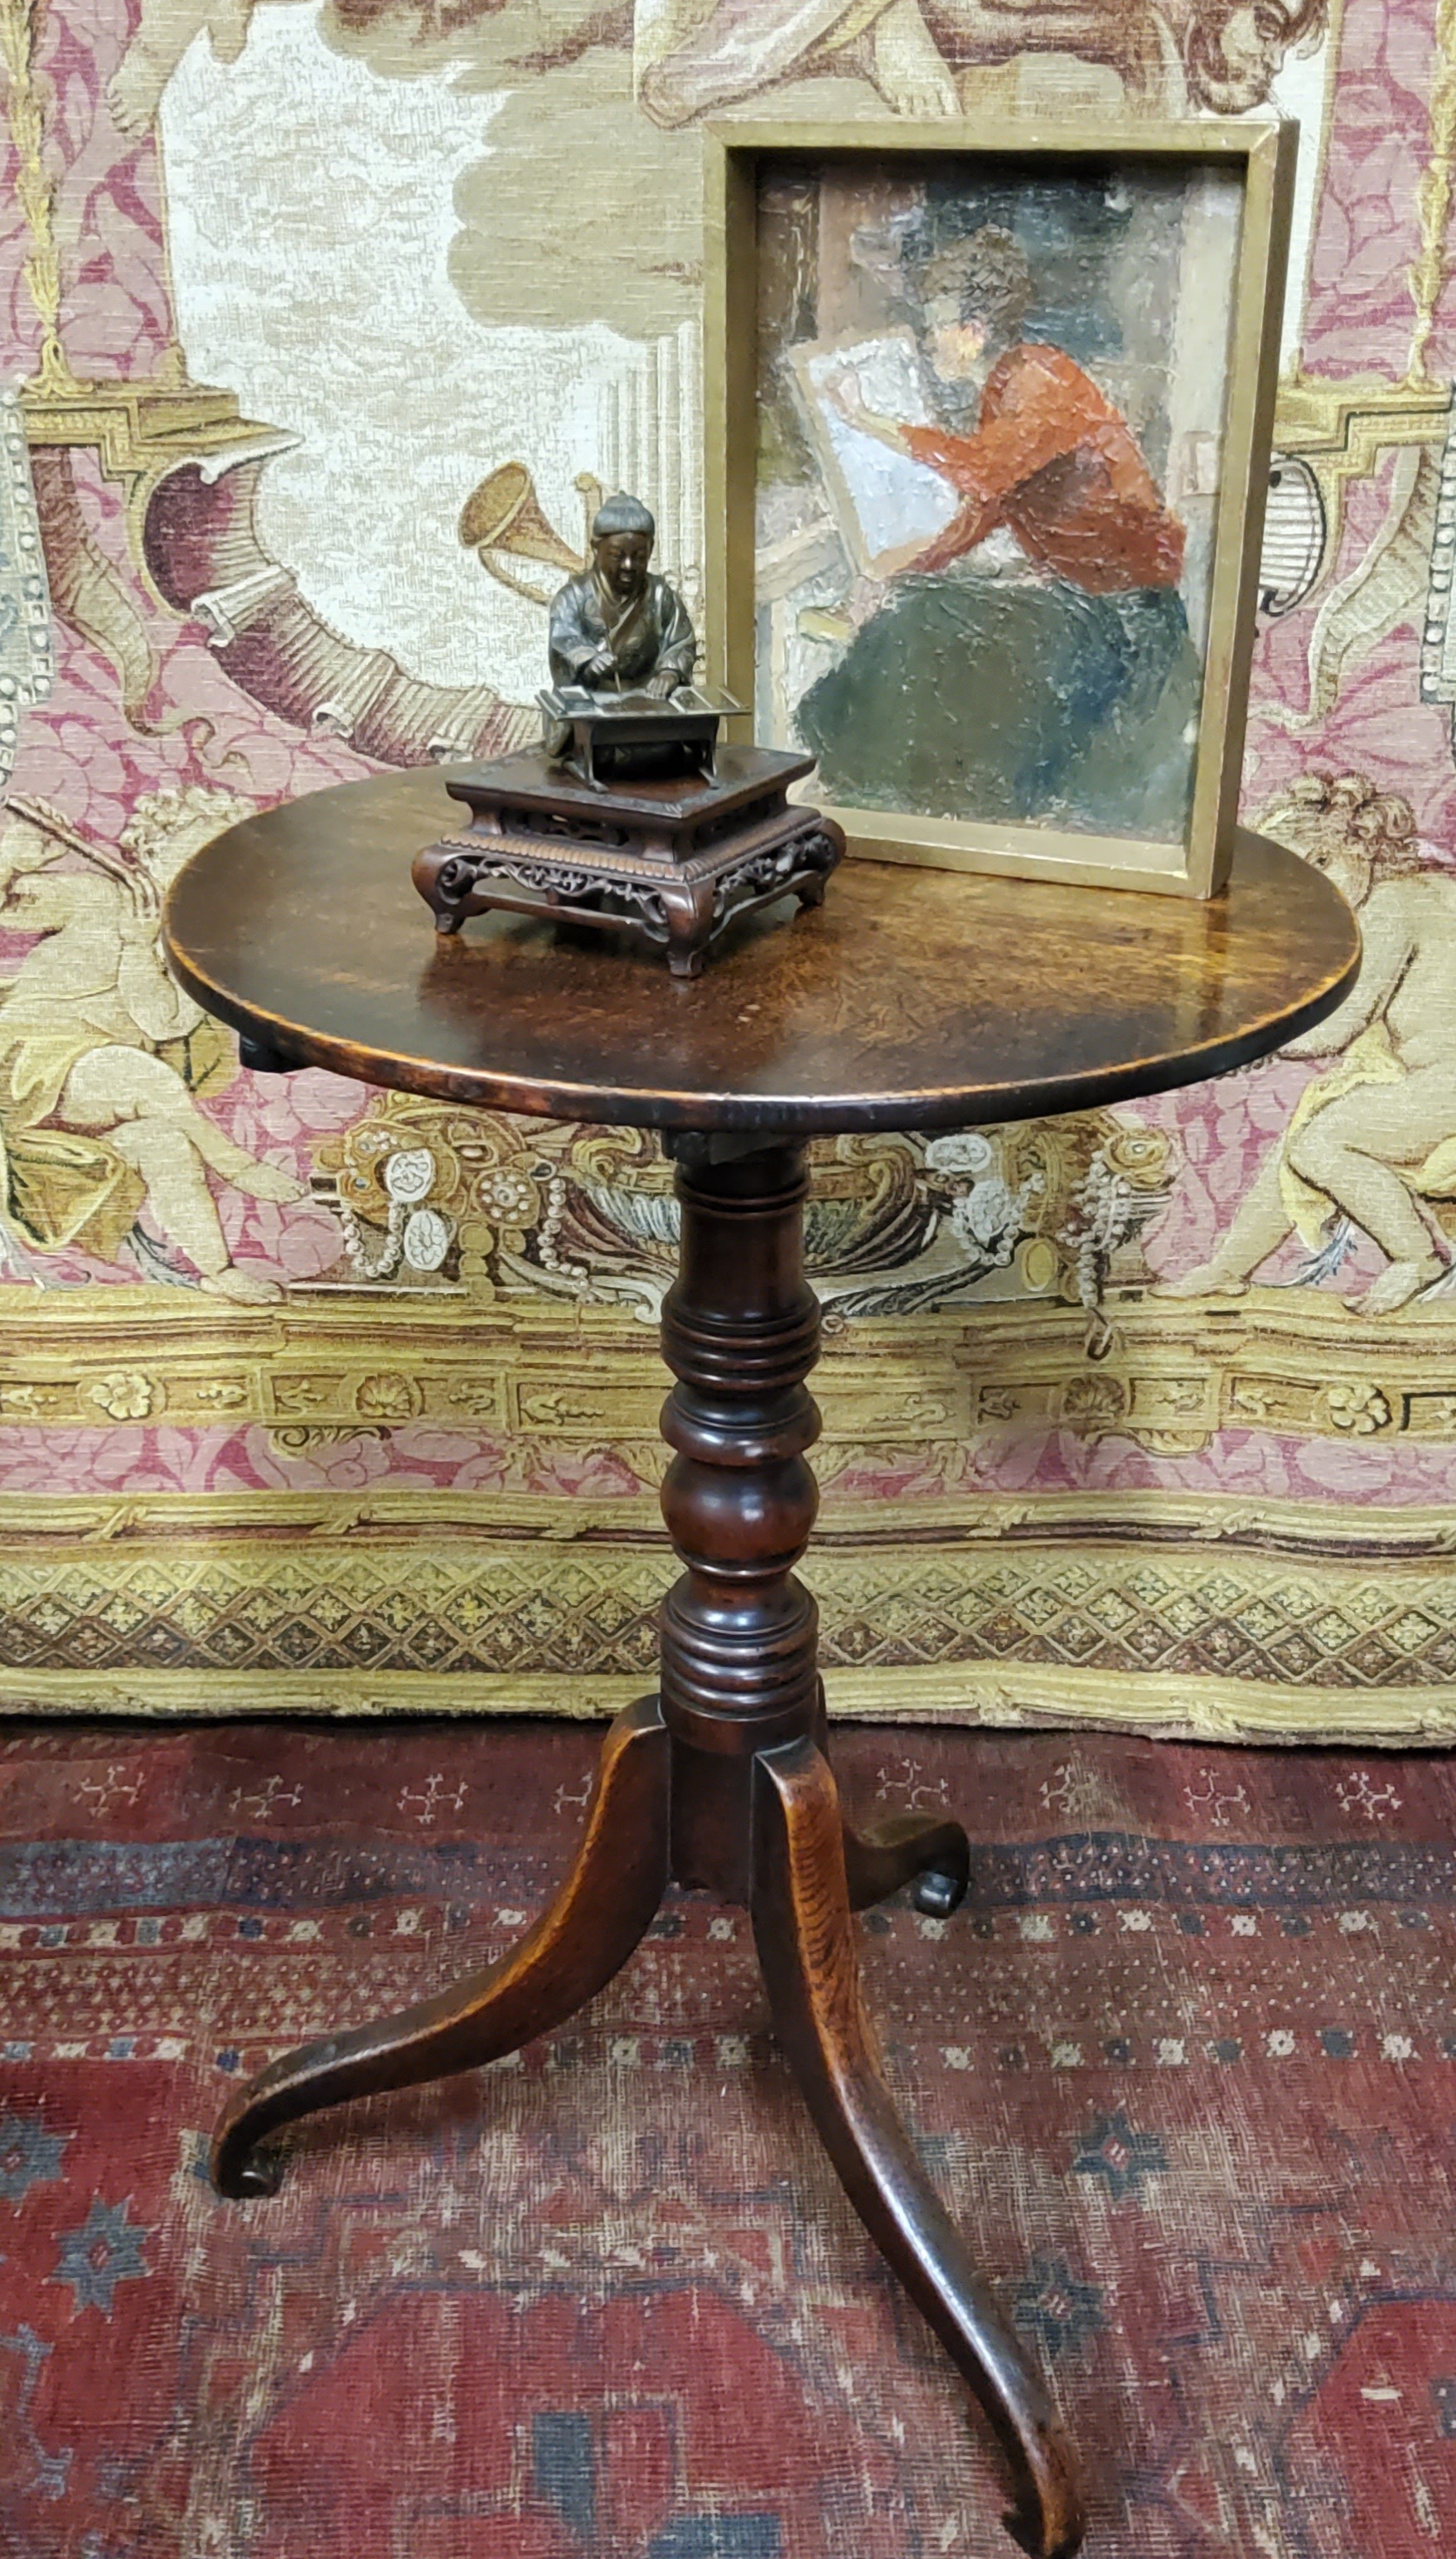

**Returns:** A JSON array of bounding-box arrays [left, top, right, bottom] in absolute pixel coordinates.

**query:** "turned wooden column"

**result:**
[[658, 1138, 822, 1900]]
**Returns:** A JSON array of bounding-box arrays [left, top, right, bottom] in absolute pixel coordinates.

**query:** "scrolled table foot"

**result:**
[[218, 2145, 283, 2202], [752, 1737, 1086, 2559], [841, 1809, 971, 1918], [914, 1866, 967, 1919], [211, 1695, 671, 2199]]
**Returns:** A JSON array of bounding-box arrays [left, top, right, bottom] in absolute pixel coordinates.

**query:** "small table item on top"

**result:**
[[537, 682, 728, 788], [414, 485, 843, 975], [414, 740, 844, 980], [162, 766, 1358, 2559]]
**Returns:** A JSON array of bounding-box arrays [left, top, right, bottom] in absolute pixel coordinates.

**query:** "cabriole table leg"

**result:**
[[752, 1735, 1085, 2559], [210, 1695, 670, 2196]]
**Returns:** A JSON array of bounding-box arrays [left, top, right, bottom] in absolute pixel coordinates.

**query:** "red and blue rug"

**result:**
[[2, 1715, 1454, 2556]]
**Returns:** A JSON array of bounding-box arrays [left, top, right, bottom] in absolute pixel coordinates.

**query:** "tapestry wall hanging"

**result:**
[[1, 0, 1454, 1744]]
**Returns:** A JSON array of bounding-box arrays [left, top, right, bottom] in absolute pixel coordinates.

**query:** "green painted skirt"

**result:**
[[797, 574, 1203, 840]]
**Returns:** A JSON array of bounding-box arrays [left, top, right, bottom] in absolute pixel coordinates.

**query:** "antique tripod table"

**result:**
[[163, 770, 1357, 2559]]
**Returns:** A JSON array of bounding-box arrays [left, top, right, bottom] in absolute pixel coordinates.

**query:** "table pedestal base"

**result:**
[[210, 1139, 1086, 2559]]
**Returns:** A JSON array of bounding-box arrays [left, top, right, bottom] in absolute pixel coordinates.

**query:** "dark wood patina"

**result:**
[[166, 765, 1357, 1133], [538, 695, 722, 790], [412, 743, 843, 977], [164, 771, 1359, 2559]]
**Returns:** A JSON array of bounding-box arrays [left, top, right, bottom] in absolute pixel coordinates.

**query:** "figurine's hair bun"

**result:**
[[593, 494, 655, 541]]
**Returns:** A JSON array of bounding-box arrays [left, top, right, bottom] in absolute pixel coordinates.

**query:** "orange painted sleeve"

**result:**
[[902, 372, 1084, 509]]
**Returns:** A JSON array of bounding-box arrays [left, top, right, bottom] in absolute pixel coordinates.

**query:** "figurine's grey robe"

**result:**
[[548, 570, 697, 694]]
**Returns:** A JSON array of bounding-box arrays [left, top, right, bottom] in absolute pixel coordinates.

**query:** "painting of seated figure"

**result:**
[[738, 134, 1285, 893]]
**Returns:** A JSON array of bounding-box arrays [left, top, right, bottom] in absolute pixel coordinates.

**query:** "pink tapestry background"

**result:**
[[2, 0, 1455, 1735]]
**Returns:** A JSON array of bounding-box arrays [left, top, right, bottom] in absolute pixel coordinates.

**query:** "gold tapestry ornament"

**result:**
[[0, 0, 77, 390], [1407, 0, 1456, 387], [458, 462, 584, 607]]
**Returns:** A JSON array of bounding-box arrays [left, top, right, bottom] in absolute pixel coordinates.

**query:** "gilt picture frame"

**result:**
[[704, 119, 1296, 900]]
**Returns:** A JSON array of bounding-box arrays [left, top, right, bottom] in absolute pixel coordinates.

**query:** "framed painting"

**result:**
[[704, 119, 1296, 899]]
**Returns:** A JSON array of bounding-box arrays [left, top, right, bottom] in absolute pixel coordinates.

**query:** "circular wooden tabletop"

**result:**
[[163, 767, 1359, 1135]]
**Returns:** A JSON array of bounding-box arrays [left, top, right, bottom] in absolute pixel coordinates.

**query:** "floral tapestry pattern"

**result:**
[[2, 0, 1455, 1735]]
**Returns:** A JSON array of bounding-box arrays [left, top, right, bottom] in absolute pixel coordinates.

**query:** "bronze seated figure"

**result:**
[[414, 491, 843, 975], [545, 493, 697, 704], [539, 494, 729, 790]]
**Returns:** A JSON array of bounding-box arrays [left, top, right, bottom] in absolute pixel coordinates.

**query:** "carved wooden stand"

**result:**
[[211, 1137, 1085, 2558], [411, 746, 844, 979]]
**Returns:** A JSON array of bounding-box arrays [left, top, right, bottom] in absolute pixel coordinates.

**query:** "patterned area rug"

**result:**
[[2, 1716, 1455, 2558]]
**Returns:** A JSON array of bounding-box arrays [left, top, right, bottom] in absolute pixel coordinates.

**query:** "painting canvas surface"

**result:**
[[756, 158, 1244, 849], [788, 331, 964, 568]]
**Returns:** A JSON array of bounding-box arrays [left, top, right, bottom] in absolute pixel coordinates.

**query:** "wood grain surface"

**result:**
[[213, 1695, 670, 2196], [162, 765, 1359, 1134]]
